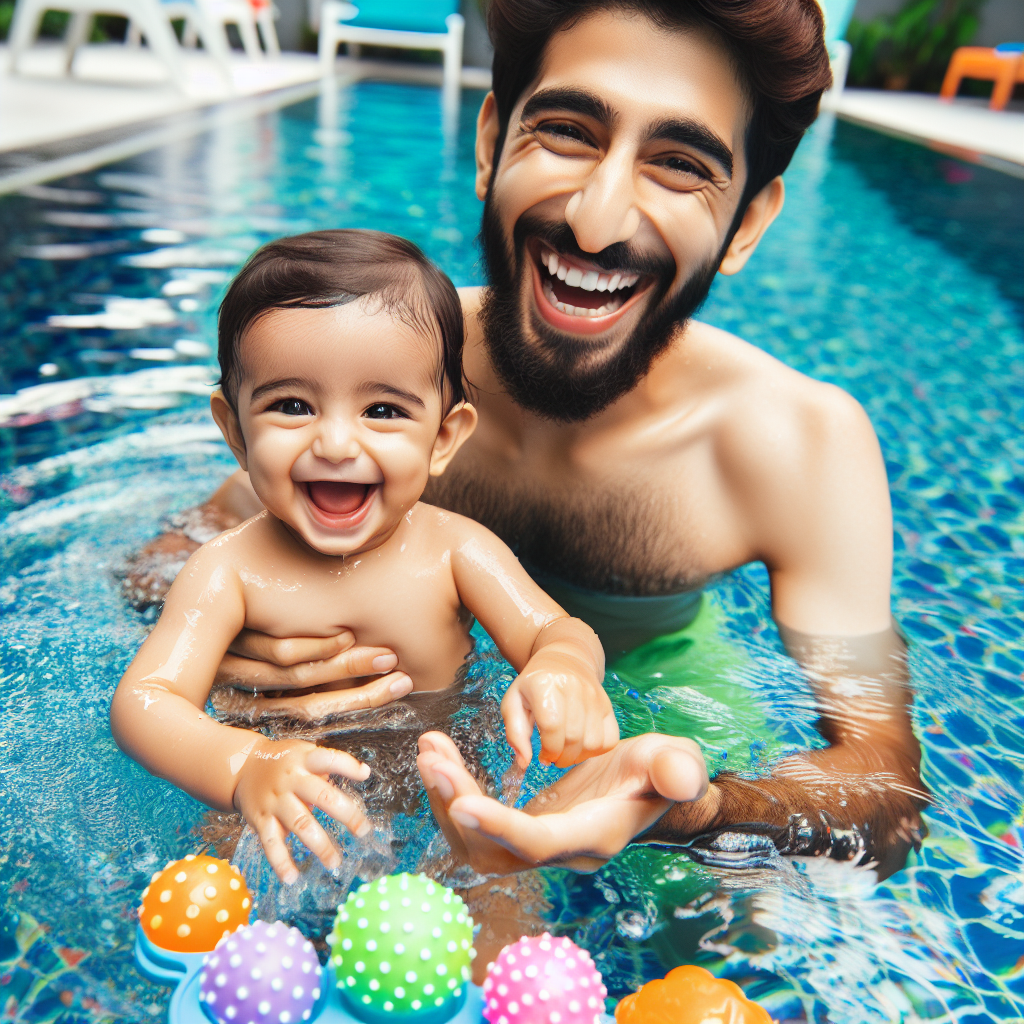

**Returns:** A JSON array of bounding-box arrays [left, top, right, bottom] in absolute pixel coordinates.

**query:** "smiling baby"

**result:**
[[110, 230, 617, 883]]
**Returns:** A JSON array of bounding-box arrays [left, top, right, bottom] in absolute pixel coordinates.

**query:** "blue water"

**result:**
[[1, 80, 1022, 1023]]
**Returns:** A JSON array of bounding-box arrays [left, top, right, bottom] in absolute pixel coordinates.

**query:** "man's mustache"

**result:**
[[512, 215, 675, 281]]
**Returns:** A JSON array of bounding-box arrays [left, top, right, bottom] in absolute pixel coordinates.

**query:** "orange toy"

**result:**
[[138, 854, 252, 953], [940, 45, 1024, 111], [615, 964, 773, 1024]]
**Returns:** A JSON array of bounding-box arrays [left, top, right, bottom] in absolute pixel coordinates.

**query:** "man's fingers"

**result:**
[[305, 746, 370, 782], [256, 816, 300, 885], [448, 795, 635, 870], [649, 742, 709, 803], [229, 629, 356, 666], [245, 672, 413, 720], [500, 691, 536, 768]]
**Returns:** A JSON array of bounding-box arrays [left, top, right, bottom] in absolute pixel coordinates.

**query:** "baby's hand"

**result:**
[[501, 650, 619, 769], [232, 739, 371, 884]]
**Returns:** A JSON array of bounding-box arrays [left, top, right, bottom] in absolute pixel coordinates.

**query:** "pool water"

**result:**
[[1, 79, 1022, 1024]]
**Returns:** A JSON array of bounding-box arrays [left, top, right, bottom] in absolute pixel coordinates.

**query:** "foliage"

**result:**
[[0, 4, 126, 41], [846, 0, 986, 92]]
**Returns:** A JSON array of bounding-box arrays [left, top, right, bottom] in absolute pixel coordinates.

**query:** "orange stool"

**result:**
[[940, 45, 1024, 111]]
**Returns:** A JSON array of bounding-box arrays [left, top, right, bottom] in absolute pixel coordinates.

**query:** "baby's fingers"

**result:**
[[256, 815, 300, 886], [305, 746, 370, 782], [580, 710, 620, 762], [500, 688, 535, 769], [294, 773, 372, 842], [279, 792, 346, 873]]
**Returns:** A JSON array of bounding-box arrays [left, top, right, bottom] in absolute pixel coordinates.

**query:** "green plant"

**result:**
[[846, 0, 986, 92], [0, 4, 125, 40]]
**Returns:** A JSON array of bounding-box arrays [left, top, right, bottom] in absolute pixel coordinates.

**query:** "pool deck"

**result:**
[[826, 87, 1024, 174], [0, 42, 1022, 190]]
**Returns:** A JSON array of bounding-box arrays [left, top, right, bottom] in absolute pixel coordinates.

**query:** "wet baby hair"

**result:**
[[217, 229, 466, 414]]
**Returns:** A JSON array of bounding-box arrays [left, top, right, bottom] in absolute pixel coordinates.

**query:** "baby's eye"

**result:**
[[363, 403, 405, 420], [272, 398, 312, 416]]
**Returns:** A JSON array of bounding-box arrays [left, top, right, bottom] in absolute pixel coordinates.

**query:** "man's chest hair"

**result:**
[[424, 462, 708, 596]]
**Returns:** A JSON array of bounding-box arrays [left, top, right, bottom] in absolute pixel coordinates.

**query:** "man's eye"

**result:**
[[364, 403, 404, 420], [537, 121, 590, 144], [659, 156, 707, 179], [272, 398, 311, 416]]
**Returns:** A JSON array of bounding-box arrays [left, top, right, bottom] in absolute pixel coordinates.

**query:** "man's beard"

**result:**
[[478, 198, 721, 423]]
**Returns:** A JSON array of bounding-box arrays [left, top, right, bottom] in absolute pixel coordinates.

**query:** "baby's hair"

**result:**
[[217, 229, 466, 413]]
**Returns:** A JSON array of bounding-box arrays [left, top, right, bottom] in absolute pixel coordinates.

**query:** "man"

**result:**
[[126, 0, 925, 881]]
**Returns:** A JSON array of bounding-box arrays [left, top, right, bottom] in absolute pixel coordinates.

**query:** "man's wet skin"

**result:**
[[124, 9, 926, 877]]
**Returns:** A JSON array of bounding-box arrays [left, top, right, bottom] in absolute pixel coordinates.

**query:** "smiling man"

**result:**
[[125, 0, 927, 879]]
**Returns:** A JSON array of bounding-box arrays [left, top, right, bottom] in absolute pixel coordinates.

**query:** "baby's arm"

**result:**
[[109, 538, 370, 883], [450, 522, 617, 769]]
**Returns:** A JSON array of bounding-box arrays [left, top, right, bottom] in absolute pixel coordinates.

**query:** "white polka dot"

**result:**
[[279, 1013, 291, 1024], [569, 1001, 580, 1012], [405, 971, 417, 983], [380, 962, 390, 974], [291, 986, 304, 1000], [282, 957, 293, 969], [251, 968, 263, 981], [175, 872, 187, 883], [225, 1006, 236, 1019], [236, 987, 249, 999], [258, 1001, 271, 1014], [207, 863, 219, 874], [271, 978, 282, 992], [216, 974, 227, 987]]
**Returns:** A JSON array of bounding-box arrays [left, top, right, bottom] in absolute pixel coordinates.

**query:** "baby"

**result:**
[[111, 230, 618, 884]]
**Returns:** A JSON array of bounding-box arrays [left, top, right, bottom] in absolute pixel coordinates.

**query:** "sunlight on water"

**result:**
[[1, 82, 1022, 1023]]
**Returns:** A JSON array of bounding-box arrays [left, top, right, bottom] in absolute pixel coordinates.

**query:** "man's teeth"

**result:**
[[543, 279, 624, 317], [542, 250, 638, 293]]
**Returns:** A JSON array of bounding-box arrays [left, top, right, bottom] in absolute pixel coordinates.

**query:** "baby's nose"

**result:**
[[311, 421, 361, 463]]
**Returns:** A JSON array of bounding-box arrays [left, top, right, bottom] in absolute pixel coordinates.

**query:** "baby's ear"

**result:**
[[429, 402, 478, 477], [210, 391, 249, 471]]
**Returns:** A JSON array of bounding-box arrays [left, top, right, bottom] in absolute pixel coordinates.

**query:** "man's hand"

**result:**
[[417, 731, 711, 874], [501, 650, 619, 768], [233, 739, 372, 884]]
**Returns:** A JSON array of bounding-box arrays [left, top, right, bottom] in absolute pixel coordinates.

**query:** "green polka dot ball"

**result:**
[[327, 872, 475, 1021]]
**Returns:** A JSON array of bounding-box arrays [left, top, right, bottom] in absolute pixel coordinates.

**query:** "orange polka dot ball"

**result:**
[[138, 854, 252, 953], [615, 965, 772, 1024]]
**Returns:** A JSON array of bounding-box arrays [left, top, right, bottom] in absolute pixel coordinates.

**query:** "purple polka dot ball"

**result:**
[[200, 920, 322, 1024]]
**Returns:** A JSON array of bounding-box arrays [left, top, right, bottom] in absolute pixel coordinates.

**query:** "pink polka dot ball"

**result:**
[[199, 920, 322, 1024], [482, 933, 607, 1024]]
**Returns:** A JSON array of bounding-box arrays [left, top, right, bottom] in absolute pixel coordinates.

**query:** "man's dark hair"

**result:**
[[487, 0, 833, 209], [218, 229, 466, 413]]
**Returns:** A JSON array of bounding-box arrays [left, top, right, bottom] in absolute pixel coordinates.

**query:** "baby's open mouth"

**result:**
[[533, 242, 650, 320], [306, 481, 372, 516]]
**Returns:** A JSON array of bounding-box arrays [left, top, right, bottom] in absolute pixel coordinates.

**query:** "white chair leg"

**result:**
[[181, 17, 199, 47], [6, 0, 45, 73], [232, 10, 263, 58], [126, 19, 142, 44], [317, 0, 343, 74], [256, 6, 279, 56], [63, 11, 92, 75], [441, 13, 464, 119], [347, 41, 360, 58], [133, 3, 188, 89], [188, 5, 235, 84]]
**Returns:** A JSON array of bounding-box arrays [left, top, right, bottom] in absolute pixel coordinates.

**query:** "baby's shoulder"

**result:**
[[181, 511, 276, 575], [406, 501, 496, 543]]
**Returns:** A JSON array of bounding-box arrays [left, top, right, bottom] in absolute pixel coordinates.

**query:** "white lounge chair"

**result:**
[[130, 0, 279, 60], [316, 0, 464, 101], [6, 0, 192, 85]]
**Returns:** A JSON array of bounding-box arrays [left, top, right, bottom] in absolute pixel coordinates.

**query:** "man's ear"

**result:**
[[718, 177, 785, 276], [210, 390, 248, 471], [475, 92, 500, 201], [429, 402, 478, 477]]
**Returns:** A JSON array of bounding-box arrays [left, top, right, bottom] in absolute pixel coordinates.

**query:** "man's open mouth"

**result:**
[[530, 240, 653, 334], [304, 481, 376, 526]]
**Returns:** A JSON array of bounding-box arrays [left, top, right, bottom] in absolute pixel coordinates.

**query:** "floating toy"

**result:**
[[136, 871, 485, 1024], [200, 920, 322, 1024], [139, 854, 252, 953], [327, 872, 475, 1022], [482, 933, 607, 1024], [614, 964, 771, 1024]]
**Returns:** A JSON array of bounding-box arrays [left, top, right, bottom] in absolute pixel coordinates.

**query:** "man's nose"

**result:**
[[564, 147, 641, 253], [311, 419, 361, 463]]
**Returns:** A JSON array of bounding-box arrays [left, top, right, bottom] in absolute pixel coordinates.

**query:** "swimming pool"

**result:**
[[1, 78, 1022, 1023]]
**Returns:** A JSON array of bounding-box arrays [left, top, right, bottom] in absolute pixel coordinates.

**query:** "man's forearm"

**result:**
[[643, 742, 927, 880]]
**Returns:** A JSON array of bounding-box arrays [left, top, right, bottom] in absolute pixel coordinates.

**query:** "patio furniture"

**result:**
[[940, 43, 1024, 111], [5, 0, 190, 84], [128, 0, 278, 61], [820, 0, 856, 95], [316, 0, 464, 100]]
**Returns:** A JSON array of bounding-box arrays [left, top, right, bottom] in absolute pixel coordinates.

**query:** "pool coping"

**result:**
[[0, 60, 493, 197]]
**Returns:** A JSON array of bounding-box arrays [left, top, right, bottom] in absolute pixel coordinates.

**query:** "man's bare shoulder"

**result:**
[[675, 321, 881, 498], [681, 321, 872, 447], [458, 286, 486, 316]]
